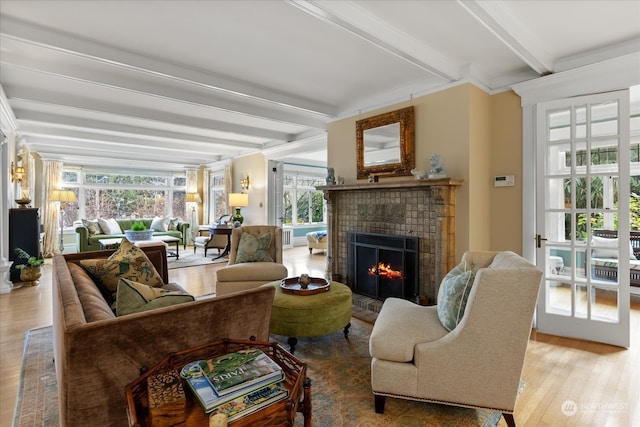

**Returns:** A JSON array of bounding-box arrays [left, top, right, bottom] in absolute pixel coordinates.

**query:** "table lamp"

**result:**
[[228, 193, 249, 225]]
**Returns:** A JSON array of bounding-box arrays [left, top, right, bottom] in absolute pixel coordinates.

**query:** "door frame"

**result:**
[[513, 54, 639, 330]]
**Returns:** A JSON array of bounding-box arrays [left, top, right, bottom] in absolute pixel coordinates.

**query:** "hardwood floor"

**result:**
[[1, 246, 638, 426]]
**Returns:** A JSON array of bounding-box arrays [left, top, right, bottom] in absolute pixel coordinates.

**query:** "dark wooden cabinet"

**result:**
[[9, 208, 40, 283]]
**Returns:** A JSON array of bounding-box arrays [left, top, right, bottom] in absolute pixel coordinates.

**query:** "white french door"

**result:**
[[535, 90, 631, 347]]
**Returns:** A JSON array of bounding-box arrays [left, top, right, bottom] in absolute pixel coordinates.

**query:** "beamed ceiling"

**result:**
[[1, 0, 639, 171]]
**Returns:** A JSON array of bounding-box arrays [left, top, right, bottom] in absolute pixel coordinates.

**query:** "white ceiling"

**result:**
[[1, 0, 639, 171]]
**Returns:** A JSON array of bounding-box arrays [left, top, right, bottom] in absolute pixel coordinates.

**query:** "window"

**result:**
[[283, 173, 325, 225], [61, 169, 187, 226], [209, 172, 228, 222]]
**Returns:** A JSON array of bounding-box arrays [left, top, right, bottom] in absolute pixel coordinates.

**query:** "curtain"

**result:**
[[186, 169, 198, 245], [42, 161, 62, 257], [225, 163, 232, 214], [202, 169, 210, 224]]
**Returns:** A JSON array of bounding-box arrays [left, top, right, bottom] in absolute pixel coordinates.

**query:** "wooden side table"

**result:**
[[209, 226, 233, 261], [125, 338, 311, 427]]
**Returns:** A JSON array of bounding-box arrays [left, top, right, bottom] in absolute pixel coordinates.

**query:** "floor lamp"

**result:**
[[186, 192, 201, 244], [49, 189, 78, 253]]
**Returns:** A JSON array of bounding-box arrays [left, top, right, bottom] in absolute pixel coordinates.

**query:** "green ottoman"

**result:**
[[262, 280, 352, 354]]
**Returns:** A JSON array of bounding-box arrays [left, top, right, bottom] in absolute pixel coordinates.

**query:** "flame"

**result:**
[[368, 262, 403, 279]]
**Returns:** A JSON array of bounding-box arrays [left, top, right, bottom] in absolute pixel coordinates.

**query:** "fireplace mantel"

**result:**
[[319, 178, 463, 304], [317, 177, 463, 193]]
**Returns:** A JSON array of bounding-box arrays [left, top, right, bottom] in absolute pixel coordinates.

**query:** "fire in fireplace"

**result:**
[[369, 262, 403, 280], [347, 231, 418, 300]]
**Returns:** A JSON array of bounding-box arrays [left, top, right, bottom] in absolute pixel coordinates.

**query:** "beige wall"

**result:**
[[489, 90, 523, 253], [231, 153, 268, 225], [327, 83, 523, 258]]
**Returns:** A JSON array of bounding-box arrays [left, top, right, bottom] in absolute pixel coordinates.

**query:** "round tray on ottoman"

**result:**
[[280, 276, 330, 295]]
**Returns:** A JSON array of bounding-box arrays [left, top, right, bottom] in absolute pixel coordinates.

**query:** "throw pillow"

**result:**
[[98, 217, 123, 234], [591, 236, 636, 260], [115, 278, 194, 316], [151, 216, 171, 232], [82, 219, 103, 236], [80, 239, 164, 304], [235, 232, 273, 263], [168, 217, 181, 231], [436, 262, 476, 332]]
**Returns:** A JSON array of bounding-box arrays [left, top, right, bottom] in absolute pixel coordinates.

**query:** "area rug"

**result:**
[[14, 321, 503, 427], [167, 251, 228, 269]]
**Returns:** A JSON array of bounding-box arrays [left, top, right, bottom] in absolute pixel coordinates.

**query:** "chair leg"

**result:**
[[374, 395, 386, 414], [503, 413, 516, 427]]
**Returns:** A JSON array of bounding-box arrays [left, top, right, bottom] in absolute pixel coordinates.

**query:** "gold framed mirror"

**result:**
[[356, 106, 415, 179]]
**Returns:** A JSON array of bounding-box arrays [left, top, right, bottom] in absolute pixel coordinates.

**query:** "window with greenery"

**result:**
[[61, 169, 187, 227], [283, 174, 325, 225]]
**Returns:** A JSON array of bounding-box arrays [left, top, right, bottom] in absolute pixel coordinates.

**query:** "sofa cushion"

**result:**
[[436, 262, 476, 331], [98, 218, 122, 234], [82, 219, 103, 236], [150, 216, 170, 232], [235, 232, 273, 263], [591, 236, 636, 260], [115, 278, 194, 316], [80, 239, 164, 304], [216, 261, 288, 282], [67, 262, 116, 322]]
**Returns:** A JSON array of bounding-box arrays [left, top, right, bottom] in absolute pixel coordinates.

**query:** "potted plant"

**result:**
[[14, 247, 44, 286], [124, 220, 154, 241]]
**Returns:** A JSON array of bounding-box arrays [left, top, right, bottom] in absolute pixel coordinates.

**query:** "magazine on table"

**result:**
[[197, 348, 284, 396]]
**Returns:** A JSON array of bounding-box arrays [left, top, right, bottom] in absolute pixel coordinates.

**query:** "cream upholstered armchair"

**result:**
[[369, 251, 542, 427], [215, 225, 288, 296]]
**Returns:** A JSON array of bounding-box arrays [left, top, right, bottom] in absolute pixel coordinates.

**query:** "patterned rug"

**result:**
[[14, 321, 503, 427], [167, 250, 228, 269]]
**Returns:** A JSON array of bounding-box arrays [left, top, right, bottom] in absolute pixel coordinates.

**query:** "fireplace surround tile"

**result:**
[[319, 179, 462, 304]]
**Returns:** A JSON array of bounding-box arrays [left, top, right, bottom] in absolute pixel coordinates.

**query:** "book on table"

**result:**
[[180, 348, 286, 414], [198, 348, 284, 396], [212, 382, 288, 422]]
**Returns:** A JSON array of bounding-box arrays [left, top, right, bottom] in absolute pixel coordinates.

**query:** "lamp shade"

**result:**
[[186, 192, 201, 203], [50, 189, 77, 202], [229, 193, 249, 207]]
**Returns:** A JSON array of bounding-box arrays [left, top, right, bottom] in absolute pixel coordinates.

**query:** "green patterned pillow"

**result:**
[[115, 278, 194, 316], [82, 219, 103, 236], [235, 232, 273, 263], [80, 239, 164, 304], [436, 263, 476, 331], [167, 217, 181, 231]]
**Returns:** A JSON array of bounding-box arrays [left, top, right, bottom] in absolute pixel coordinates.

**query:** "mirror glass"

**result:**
[[356, 106, 415, 179], [363, 123, 400, 166]]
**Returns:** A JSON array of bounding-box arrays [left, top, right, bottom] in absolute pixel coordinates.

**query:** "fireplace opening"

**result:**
[[347, 231, 418, 300]]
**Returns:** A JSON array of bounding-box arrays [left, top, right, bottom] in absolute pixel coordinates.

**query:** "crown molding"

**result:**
[[513, 53, 640, 106], [0, 85, 18, 134]]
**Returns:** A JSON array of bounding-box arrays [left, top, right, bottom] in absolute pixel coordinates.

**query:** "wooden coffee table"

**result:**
[[125, 338, 311, 426]]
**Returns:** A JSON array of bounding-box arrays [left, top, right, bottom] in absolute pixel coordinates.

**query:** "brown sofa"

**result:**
[[52, 245, 275, 427]]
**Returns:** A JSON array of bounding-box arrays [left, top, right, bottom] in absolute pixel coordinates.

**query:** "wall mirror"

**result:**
[[356, 106, 415, 179]]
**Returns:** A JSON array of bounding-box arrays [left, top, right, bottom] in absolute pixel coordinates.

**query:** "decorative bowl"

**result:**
[[124, 230, 154, 241]]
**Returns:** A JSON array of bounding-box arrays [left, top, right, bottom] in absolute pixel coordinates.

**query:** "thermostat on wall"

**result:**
[[494, 175, 515, 187]]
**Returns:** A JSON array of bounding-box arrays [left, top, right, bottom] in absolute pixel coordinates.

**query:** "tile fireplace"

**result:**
[[319, 178, 462, 304]]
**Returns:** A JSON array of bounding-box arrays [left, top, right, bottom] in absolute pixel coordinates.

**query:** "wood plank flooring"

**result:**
[[1, 246, 638, 426]]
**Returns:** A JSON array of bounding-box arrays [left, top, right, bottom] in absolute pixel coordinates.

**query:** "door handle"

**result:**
[[536, 234, 547, 248]]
